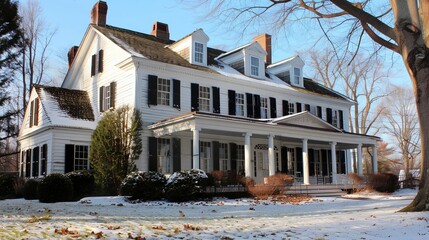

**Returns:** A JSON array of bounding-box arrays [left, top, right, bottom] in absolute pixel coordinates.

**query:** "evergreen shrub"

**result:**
[[164, 169, 208, 202], [120, 171, 166, 200], [38, 173, 74, 203], [0, 174, 17, 199], [23, 179, 40, 200], [65, 170, 95, 200], [368, 173, 399, 193]]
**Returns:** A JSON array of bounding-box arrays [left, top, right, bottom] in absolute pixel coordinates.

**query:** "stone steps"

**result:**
[[285, 184, 347, 197]]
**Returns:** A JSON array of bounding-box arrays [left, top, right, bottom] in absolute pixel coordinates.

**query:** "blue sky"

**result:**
[[36, 0, 407, 85]]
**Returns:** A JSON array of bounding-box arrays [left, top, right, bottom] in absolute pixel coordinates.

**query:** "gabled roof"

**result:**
[[34, 85, 96, 129], [271, 111, 341, 132]]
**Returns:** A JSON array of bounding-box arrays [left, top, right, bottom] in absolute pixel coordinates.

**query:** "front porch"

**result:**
[[148, 112, 380, 184]]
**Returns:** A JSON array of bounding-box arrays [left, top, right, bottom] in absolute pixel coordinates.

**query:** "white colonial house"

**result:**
[[18, 1, 379, 185]]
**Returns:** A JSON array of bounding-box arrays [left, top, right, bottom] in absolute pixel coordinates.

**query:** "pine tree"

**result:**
[[0, 0, 22, 138], [89, 106, 143, 194]]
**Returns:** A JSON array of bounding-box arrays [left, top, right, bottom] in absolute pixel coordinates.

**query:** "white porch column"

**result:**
[[302, 139, 309, 185], [357, 144, 363, 175], [244, 133, 252, 177], [372, 144, 378, 174], [192, 128, 200, 169], [268, 134, 276, 176], [330, 142, 337, 184]]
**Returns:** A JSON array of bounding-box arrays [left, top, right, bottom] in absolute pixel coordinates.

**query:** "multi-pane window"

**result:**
[[104, 85, 111, 110], [332, 110, 338, 127], [199, 86, 210, 112], [260, 97, 268, 118], [74, 145, 89, 171], [219, 143, 229, 171], [157, 78, 171, 106], [288, 102, 295, 115], [236, 93, 245, 116], [158, 138, 171, 173], [29, 99, 39, 128], [251, 57, 259, 76], [200, 141, 211, 172], [287, 148, 295, 175], [236, 145, 245, 176], [41, 144, 47, 176], [194, 42, 204, 63], [294, 67, 301, 85]]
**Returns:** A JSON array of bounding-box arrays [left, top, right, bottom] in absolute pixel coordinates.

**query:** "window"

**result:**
[[74, 145, 89, 171], [91, 49, 104, 76], [288, 102, 295, 115], [104, 85, 111, 110], [199, 86, 210, 112], [157, 78, 171, 106], [236, 93, 245, 116], [287, 148, 295, 175], [200, 141, 211, 172], [194, 42, 204, 63], [333, 110, 338, 127], [41, 144, 47, 176], [293, 67, 301, 85], [219, 143, 229, 171], [236, 145, 245, 176], [29, 98, 39, 128], [260, 97, 268, 119], [157, 139, 171, 173], [100, 82, 116, 112], [310, 106, 317, 115], [251, 57, 259, 76]]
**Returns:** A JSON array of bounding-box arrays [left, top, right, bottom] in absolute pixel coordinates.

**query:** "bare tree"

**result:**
[[199, 0, 429, 211], [382, 85, 420, 179], [375, 141, 401, 173]]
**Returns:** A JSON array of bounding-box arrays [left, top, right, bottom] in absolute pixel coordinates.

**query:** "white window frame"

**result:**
[[250, 56, 259, 76], [260, 97, 268, 119], [194, 42, 204, 64], [104, 85, 111, 110], [74, 145, 89, 171], [199, 86, 210, 112], [236, 145, 245, 175], [236, 93, 245, 116], [332, 110, 338, 128], [288, 102, 295, 115], [219, 143, 229, 171], [200, 141, 211, 172], [293, 67, 301, 85], [158, 138, 171, 173], [157, 78, 171, 106]]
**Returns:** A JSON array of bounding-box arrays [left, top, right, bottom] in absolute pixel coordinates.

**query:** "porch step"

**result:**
[[285, 184, 347, 197]]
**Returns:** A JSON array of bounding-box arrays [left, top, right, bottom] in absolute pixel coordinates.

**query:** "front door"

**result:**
[[254, 150, 269, 183]]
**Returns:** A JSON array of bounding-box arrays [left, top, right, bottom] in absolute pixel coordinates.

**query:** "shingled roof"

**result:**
[[34, 85, 94, 121]]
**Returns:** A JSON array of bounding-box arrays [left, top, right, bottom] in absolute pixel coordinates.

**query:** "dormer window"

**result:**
[[194, 42, 204, 64], [293, 67, 301, 85], [251, 57, 259, 76]]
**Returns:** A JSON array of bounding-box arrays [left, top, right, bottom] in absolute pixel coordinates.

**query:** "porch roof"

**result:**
[[147, 111, 380, 148]]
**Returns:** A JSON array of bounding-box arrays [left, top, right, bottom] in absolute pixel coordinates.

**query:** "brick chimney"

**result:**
[[91, 1, 108, 26], [253, 33, 272, 65], [67, 46, 79, 68], [151, 22, 170, 40]]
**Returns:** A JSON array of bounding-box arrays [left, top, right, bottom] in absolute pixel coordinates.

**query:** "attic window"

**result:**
[[29, 98, 39, 128], [251, 56, 259, 76], [194, 42, 204, 64]]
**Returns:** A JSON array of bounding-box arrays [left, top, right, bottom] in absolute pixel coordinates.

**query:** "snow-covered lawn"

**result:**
[[0, 189, 427, 239]]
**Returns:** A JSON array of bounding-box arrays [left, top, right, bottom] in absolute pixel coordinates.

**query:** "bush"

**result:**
[[120, 171, 166, 200], [247, 174, 294, 198], [164, 169, 208, 202], [23, 179, 40, 200], [368, 173, 399, 193], [38, 173, 74, 203], [65, 170, 95, 200], [0, 174, 17, 199]]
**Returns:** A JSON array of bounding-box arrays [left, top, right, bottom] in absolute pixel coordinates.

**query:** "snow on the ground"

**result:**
[[0, 189, 427, 240]]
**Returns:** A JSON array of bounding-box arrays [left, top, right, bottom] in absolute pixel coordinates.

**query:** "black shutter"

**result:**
[[339, 110, 344, 129], [296, 102, 302, 112], [191, 83, 199, 111], [296, 147, 303, 174], [281, 147, 288, 174], [32, 147, 39, 177], [41, 144, 47, 176], [246, 93, 253, 118], [254, 94, 261, 118], [172, 138, 181, 172], [148, 137, 158, 172], [110, 82, 116, 109], [25, 149, 31, 177], [229, 143, 237, 171], [317, 106, 322, 118], [148, 75, 158, 106], [326, 108, 333, 124], [99, 86, 105, 112], [29, 101, 34, 127], [173, 79, 181, 109], [91, 54, 96, 76], [65, 144, 75, 173], [270, 97, 277, 118], [282, 100, 289, 116], [305, 104, 310, 112], [98, 49, 104, 73], [212, 141, 220, 171], [212, 87, 220, 113], [34, 98, 39, 126], [228, 90, 236, 115], [321, 149, 328, 176]]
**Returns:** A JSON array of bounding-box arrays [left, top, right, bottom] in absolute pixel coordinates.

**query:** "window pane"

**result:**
[[157, 78, 171, 106], [199, 86, 210, 112], [74, 145, 89, 171], [288, 102, 295, 115], [235, 93, 244, 116], [158, 138, 171, 173], [195, 42, 204, 63], [251, 57, 259, 76], [261, 97, 268, 119]]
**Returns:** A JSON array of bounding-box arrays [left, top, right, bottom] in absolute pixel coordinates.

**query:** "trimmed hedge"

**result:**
[[120, 171, 166, 200], [368, 173, 399, 193], [38, 173, 74, 203], [23, 179, 40, 200], [65, 170, 95, 200], [164, 169, 208, 202]]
